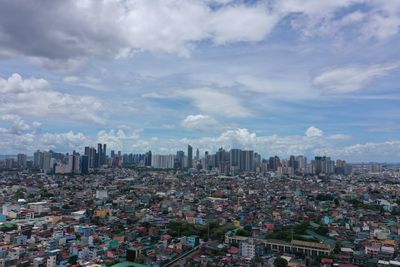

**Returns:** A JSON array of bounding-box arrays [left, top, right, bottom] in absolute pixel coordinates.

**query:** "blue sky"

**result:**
[[0, 0, 399, 162]]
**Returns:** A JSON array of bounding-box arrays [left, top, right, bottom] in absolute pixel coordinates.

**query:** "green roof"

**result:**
[[110, 261, 148, 267]]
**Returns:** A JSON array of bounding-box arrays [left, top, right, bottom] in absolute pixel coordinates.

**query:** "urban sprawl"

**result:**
[[0, 144, 399, 267]]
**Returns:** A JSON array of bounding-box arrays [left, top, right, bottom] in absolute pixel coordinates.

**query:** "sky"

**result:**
[[0, 0, 399, 162]]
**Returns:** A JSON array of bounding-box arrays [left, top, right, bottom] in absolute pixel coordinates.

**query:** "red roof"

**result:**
[[321, 258, 334, 264], [228, 246, 239, 254]]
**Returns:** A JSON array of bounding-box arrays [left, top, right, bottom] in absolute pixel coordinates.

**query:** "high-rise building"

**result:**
[[81, 155, 89, 174], [230, 149, 242, 172], [97, 143, 103, 166], [312, 156, 335, 175], [84, 146, 96, 169], [215, 147, 228, 168], [42, 151, 52, 173], [17, 153, 27, 168], [33, 150, 43, 168], [241, 150, 254, 172], [187, 145, 193, 168], [268, 156, 281, 171], [73, 153, 80, 173], [151, 154, 175, 169], [145, 151, 152, 166], [195, 148, 200, 160], [295, 155, 307, 172], [175, 151, 185, 169], [103, 144, 107, 164], [289, 155, 296, 169]]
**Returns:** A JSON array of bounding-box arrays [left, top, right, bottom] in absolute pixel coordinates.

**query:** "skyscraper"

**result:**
[[312, 156, 335, 175], [103, 144, 107, 164], [33, 150, 43, 168], [296, 155, 307, 172], [42, 151, 52, 173], [17, 153, 27, 168], [97, 143, 103, 166], [187, 145, 193, 168], [151, 154, 175, 169], [81, 155, 89, 174], [289, 155, 296, 169], [145, 151, 152, 166], [230, 149, 241, 172], [241, 150, 254, 172], [175, 150, 185, 169]]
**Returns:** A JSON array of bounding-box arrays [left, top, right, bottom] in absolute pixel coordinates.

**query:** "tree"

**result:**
[[236, 229, 251, 237], [274, 257, 288, 267], [68, 255, 78, 265], [333, 242, 341, 254], [14, 188, 25, 199]]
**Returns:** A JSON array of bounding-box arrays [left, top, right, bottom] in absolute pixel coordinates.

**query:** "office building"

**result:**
[[187, 145, 193, 168]]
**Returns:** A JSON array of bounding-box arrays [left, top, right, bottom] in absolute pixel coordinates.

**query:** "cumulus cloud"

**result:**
[[181, 114, 218, 131], [305, 126, 323, 137], [312, 63, 399, 94], [1, 114, 30, 134], [41, 131, 88, 151], [96, 129, 141, 152], [0, 73, 105, 124]]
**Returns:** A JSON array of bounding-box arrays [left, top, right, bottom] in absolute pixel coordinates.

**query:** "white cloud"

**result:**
[[41, 131, 88, 151], [177, 88, 252, 118], [181, 114, 218, 131], [0, 0, 279, 63], [312, 63, 399, 93], [0, 73, 49, 94], [0, 0, 397, 73], [1, 114, 30, 134], [96, 129, 141, 152], [305, 126, 323, 137], [315, 140, 400, 162], [209, 4, 279, 44], [0, 73, 105, 124]]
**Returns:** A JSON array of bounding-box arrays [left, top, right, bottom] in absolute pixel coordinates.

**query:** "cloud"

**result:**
[[305, 126, 323, 137], [177, 88, 252, 118], [312, 63, 399, 93], [1, 114, 30, 134], [209, 3, 279, 44], [0, 0, 278, 64], [0, 0, 397, 71], [0, 73, 105, 124], [315, 140, 400, 162], [181, 114, 218, 131], [96, 129, 141, 152], [275, 0, 400, 40], [41, 131, 88, 151]]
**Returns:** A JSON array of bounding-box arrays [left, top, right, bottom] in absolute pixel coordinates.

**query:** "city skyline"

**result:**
[[5, 142, 359, 177], [0, 1, 400, 161]]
